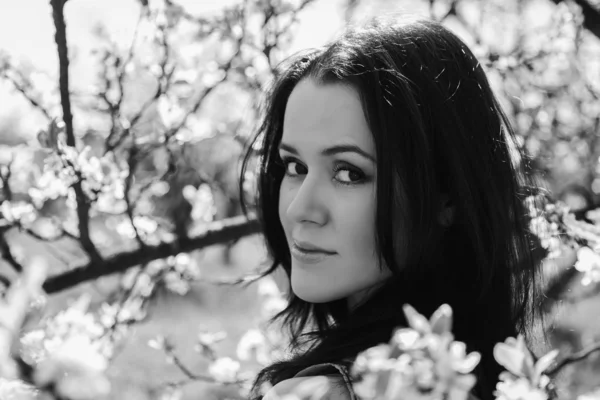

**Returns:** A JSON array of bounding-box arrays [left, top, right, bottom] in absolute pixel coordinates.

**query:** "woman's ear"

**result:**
[[437, 193, 455, 227]]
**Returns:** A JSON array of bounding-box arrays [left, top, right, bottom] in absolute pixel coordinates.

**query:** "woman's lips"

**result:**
[[291, 243, 336, 264]]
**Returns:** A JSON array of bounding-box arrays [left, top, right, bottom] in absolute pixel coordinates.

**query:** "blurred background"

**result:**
[[0, 0, 599, 399]]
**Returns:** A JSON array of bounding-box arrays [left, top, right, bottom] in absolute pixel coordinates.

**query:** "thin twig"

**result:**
[[0, 70, 52, 120], [163, 46, 238, 141], [105, 83, 161, 153], [105, 19, 173, 154], [162, 337, 245, 386], [102, 10, 144, 150], [98, 49, 121, 152], [96, 264, 152, 363], [547, 341, 600, 376], [123, 146, 146, 248], [0, 158, 14, 201]]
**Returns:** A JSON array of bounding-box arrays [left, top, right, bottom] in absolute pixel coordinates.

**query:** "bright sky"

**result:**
[[0, 0, 354, 72]]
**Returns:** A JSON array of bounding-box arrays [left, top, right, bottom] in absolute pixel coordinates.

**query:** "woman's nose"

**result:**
[[285, 174, 328, 225]]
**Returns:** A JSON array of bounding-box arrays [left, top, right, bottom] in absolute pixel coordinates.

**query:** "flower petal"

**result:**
[[450, 341, 467, 358], [516, 335, 529, 354], [454, 352, 481, 374], [393, 328, 422, 351], [521, 352, 536, 380], [534, 349, 559, 381], [494, 343, 526, 376], [430, 304, 453, 335], [451, 373, 477, 393], [403, 304, 431, 333]]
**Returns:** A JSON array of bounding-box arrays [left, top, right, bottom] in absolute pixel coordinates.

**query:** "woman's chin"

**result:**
[[293, 291, 333, 303], [291, 283, 343, 304]]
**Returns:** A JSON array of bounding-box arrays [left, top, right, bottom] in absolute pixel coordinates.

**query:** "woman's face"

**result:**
[[277, 79, 393, 308]]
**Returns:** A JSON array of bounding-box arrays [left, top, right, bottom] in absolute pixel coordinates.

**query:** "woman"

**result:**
[[238, 15, 542, 400]]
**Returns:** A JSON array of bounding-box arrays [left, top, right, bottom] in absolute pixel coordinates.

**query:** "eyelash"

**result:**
[[275, 155, 366, 187]]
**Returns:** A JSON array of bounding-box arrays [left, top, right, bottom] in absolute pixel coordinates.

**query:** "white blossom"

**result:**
[[208, 357, 240, 382], [574, 246, 600, 286], [236, 329, 270, 365]]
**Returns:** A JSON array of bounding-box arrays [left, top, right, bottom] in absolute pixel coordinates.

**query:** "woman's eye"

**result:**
[[282, 159, 307, 176], [335, 168, 364, 184], [277, 156, 365, 186]]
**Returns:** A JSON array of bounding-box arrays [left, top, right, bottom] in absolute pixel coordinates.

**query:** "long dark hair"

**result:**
[[239, 15, 542, 400]]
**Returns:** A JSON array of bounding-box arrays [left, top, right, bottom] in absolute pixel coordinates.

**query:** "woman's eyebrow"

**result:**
[[278, 142, 376, 163]]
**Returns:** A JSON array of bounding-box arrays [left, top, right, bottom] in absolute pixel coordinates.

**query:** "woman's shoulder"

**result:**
[[262, 374, 481, 400], [262, 375, 353, 400], [262, 362, 356, 400]]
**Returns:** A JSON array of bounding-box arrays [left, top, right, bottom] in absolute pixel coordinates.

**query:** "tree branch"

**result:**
[[50, 0, 102, 264], [0, 230, 23, 274], [42, 214, 261, 293], [62, 157, 102, 262], [50, 0, 74, 146]]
